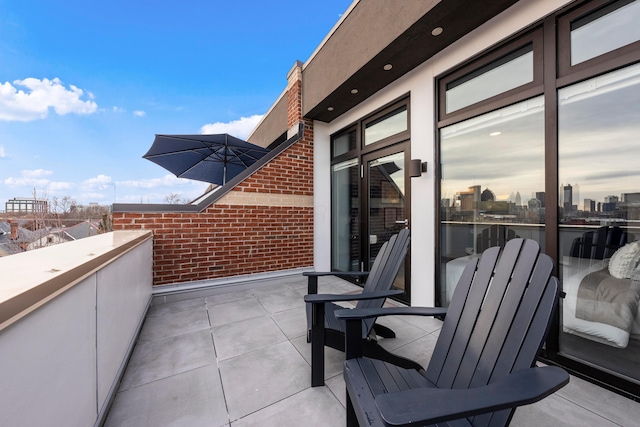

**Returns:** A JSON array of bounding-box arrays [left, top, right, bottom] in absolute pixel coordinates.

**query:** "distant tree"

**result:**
[[99, 213, 113, 233], [164, 193, 189, 204], [52, 196, 76, 215], [51, 196, 77, 227]]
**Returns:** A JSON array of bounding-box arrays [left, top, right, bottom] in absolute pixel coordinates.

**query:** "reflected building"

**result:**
[[563, 184, 573, 212], [623, 192, 640, 202], [584, 198, 595, 212], [481, 188, 495, 201], [456, 185, 481, 211]]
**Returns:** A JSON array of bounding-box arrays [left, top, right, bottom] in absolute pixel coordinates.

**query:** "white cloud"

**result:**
[[49, 181, 74, 191], [133, 110, 146, 117], [2, 169, 74, 197], [79, 192, 107, 200], [200, 114, 263, 139], [82, 174, 113, 188], [22, 169, 53, 178], [112, 106, 125, 113], [117, 174, 193, 189], [0, 77, 98, 122], [4, 169, 53, 188], [0, 145, 6, 158]]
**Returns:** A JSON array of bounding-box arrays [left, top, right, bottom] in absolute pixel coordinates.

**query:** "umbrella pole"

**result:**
[[223, 135, 228, 185]]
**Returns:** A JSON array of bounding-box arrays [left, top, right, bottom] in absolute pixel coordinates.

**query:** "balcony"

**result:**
[[1, 232, 639, 426]]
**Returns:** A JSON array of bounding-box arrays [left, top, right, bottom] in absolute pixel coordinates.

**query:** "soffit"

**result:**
[[303, 0, 520, 123]]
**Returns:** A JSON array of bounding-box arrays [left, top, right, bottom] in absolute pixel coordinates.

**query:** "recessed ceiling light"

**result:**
[[351, 89, 359, 94], [431, 27, 443, 36], [327, 106, 334, 111], [383, 64, 393, 71], [490, 131, 502, 136]]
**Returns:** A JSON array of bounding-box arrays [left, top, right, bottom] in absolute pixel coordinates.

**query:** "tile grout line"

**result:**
[[206, 299, 233, 427]]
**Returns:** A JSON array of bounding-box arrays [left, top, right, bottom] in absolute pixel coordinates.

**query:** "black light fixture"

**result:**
[[409, 159, 427, 177]]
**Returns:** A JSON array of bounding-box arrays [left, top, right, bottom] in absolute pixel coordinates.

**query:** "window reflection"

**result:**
[[559, 62, 640, 383], [364, 107, 407, 145], [446, 47, 533, 113], [331, 159, 360, 272], [333, 129, 356, 157], [439, 96, 545, 304], [571, 0, 640, 66]]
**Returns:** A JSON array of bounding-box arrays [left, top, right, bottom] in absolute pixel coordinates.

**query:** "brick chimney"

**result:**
[[286, 60, 304, 137], [9, 220, 18, 240]]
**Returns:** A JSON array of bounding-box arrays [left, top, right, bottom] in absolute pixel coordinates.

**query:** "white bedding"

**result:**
[[562, 257, 640, 348]]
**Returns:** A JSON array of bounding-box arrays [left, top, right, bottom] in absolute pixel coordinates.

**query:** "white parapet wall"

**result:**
[[0, 230, 153, 427]]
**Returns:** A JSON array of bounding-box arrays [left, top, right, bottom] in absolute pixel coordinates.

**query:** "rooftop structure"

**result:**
[[2, 0, 640, 424]]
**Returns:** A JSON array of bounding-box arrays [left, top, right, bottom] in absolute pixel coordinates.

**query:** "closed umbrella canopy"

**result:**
[[143, 134, 270, 185]]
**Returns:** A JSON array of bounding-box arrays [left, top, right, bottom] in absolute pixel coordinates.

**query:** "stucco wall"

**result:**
[[314, 0, 572, 306]]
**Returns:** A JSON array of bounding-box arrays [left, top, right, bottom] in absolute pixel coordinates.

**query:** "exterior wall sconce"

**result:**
[[409, 159, 428, 177]]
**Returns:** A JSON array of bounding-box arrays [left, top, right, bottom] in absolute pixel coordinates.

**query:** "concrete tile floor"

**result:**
[[104, 274, 640, 426]]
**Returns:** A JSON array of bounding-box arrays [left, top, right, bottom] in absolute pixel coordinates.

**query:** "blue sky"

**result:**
[[0, 0, 351, 207]]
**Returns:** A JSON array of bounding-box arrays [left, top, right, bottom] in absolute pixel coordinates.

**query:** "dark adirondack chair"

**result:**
[[476, 224, 519, 253], [304, 229, 420, 387], [337, 238, 570, 426]]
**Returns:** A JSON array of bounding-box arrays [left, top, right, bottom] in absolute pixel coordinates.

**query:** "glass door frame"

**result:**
[[362, 143, 412, 302], [329, 96, 412, 303]]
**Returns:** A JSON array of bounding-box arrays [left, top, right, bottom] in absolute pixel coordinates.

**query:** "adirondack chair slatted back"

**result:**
[[425, 239, 557, 427], [356, 229, 410, 334]]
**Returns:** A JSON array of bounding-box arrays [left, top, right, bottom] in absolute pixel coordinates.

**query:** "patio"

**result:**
[[104, 274, 640, 426]]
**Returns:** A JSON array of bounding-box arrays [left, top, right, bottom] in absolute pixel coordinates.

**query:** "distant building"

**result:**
[[536, 191, 546, 208], [456, 185, 481, 211], [5, 197, 49, 214], [563, 185, 573, 212], [622, 193, 640, 203], [528, 198, 542, 210], [481, 188, 495, 201], [584, 198, 595, 212]]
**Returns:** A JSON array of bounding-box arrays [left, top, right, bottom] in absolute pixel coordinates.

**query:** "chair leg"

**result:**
[[372, 323, 396, 338], [362, 340, 423, 372], [310, 302, 325, 387], [346, 393, 359, 427]]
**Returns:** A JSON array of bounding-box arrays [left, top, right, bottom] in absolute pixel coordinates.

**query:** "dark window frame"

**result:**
[[437, 28, 544, 127], [558, 0, 640, 83], [362, 103, 410, 150], [329, 95, 412, 300], [434, 0, 640, 400], [331, 126, 359, 164]]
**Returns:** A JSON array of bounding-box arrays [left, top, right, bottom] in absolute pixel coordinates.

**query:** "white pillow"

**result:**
[[632, 262, 640, 283], [608, 241, 640, 279]]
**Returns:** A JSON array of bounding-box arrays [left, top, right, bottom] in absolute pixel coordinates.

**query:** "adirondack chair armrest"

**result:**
[[304, 271, 370, 294], [335, 306, 447, 320], [338, 306, 448, 360], [304, 290, 403, 304], [373, 366, 570, 426], [303, 271, 370, 277]]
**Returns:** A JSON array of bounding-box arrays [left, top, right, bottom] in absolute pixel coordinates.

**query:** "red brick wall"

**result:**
[[112, 131, 314, 285], [287, 79, 302, 129]]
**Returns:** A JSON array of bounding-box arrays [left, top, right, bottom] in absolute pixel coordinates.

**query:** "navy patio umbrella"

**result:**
[[143, 134, 270, 186]]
